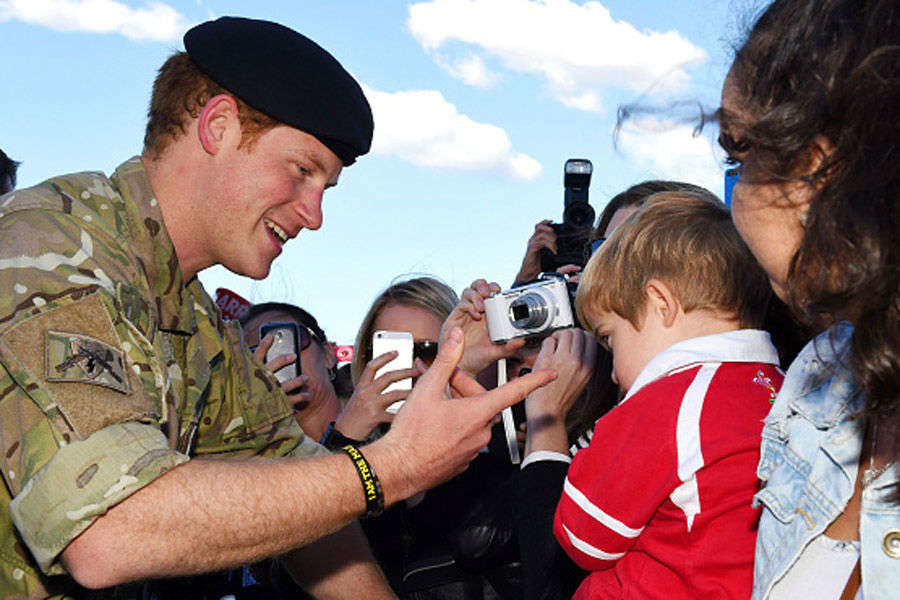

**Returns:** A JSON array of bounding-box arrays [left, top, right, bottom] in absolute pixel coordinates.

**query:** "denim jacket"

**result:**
[[752, 323, 900, 599]]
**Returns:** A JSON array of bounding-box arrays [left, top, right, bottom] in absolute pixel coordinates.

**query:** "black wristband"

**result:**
[[319, 421, 364, 450], [340, 444, 384, 518]]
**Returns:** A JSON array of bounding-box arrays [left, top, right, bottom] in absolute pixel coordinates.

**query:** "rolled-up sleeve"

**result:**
[[9, 421, 187, 574]]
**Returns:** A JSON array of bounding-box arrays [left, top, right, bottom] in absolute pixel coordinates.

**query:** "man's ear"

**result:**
[[644, 279, 680, 328], [197, 94, 240, 155]]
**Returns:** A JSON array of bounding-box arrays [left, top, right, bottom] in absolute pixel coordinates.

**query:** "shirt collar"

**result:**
[[110, 156, 195, 334], [622, 329, 780, 402]]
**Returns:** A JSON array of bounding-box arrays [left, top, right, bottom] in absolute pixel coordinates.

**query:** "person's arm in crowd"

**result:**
[[440, 279, 526, 379], [517, 328, 595, 600], [332, 351, 419, 440], [523, 328, 596, 460], [60, 328, 556, 590], [280, 520, 393, 600], [515, 220, 557, 284], [518, 461, 586, 600]]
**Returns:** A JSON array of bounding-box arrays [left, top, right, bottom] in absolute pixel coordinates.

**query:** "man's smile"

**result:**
[[264, 217, 290, 246]]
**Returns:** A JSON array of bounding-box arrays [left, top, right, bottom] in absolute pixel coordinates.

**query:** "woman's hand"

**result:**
[[439, 279, 525, 378], [333, 351, 421, 440], [523, 328, 597, 457], [556, 263, 582, 285], [254, 333, 309, 406]]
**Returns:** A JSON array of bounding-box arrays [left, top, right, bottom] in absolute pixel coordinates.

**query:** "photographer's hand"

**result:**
[[254, 333, 309, 404], [523, 328, 597, 457], [440, 279, 525, 378], [514, 219, 557, 283], [333, 351, 419, 440], [556, 263, 582, 285]]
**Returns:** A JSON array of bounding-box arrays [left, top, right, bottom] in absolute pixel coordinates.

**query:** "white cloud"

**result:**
[[362, 84, 542, 180], [408, 0, 707, 113], [436, 54, 498, 88], [616, 115, 724, 195], [0, 0, 189, 42]]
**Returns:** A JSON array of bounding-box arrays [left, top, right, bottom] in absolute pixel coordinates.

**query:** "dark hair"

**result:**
[[143, 52, 279, 159], [0, 148, 20, 195], [593, 180, 720, 240], [728, 0, 898, 469], [239, 301, 327, 345]]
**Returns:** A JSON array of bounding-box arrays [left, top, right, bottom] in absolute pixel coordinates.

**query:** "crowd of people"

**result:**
[[0, 0, 896, 598]]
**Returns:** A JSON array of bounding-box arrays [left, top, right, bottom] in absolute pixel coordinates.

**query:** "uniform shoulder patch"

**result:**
[[0, 291, 158, 440], [45, 330, 129, 394]]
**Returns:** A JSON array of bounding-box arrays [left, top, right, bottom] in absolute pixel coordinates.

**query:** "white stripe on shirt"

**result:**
[[563, 477, 644, 538], [670, 363, 717, 531], [560, 523, 627, 561]]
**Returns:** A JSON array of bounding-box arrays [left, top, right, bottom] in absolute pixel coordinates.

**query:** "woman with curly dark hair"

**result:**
[[718, 0, 899, 598]]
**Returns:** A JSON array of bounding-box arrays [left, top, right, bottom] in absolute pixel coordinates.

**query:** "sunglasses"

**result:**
[[413, 340, 439, 365]]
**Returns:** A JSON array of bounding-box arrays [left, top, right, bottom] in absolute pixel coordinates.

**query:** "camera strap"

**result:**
[[497, 359, 521, 465]]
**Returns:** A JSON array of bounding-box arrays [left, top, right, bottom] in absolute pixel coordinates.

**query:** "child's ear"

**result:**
[[644, 279, 680, 328]]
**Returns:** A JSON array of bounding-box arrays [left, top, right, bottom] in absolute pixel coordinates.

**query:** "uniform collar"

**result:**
[[111, 157, 196, 335], [622, 329, 780, 402]]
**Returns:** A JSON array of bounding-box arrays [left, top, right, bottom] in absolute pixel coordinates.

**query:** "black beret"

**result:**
[[184, 17, 374, 166]]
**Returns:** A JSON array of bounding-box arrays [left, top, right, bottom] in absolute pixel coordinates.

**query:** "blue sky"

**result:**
[[1, 0, 763, 344]]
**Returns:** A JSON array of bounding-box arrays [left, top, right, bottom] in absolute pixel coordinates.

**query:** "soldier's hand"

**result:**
[[370, 327, 556, 502]]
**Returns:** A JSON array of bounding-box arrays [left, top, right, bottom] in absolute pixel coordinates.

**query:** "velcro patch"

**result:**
[[0, 291, 158, 440], [46, 331, 129, 394]]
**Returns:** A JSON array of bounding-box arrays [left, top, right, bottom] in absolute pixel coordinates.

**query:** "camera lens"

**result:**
[[563, 201, 596, 228], [508, 292, 550, 330]]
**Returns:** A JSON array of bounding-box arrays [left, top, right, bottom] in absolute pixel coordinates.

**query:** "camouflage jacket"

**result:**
[[0, 157, 322, 599]]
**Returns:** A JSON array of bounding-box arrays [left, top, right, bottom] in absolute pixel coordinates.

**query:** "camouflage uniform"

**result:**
[[0, 157, 323, 599]]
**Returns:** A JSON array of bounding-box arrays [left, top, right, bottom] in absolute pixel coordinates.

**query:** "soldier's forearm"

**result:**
[[60, 451, 370, 589]]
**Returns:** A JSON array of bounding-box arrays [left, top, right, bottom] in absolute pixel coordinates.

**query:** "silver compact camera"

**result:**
[[484, 274, 575, 343]]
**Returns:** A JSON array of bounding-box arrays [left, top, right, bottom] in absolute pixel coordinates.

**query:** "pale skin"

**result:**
[[59, 95, 557, 592]]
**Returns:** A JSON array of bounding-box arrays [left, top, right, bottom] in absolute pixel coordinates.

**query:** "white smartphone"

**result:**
[[372, 330, 413, 413]]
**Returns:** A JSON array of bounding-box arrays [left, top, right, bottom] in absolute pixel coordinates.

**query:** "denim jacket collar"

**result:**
[[622, 329, 780, 403], [781, 322, 861, 428]]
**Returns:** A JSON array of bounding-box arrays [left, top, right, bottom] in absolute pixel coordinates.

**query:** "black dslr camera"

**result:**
[[539, 159, 594, 273]]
